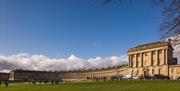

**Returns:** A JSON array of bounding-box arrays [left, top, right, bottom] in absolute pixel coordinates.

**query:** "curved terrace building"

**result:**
[[8, 40, 180, 81]]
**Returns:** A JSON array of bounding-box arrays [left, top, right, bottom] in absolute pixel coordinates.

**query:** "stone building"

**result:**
[[9, 70, 59, 81], [59, 40, 180, 81], [59, 65, 128, 81], [128, 40, 172, 77], [0, 73, 10, 81], [169, 65, 180, 79], [127, 40, 179, 79]]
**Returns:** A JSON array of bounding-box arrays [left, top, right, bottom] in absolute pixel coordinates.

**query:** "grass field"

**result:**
[[0, 80, 180, 91]]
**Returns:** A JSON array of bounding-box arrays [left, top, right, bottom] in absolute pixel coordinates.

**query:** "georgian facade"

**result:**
[[0, 73, 10, 81], [59, 40, 180, 81], [59, 66, 128, 81], [9, 70, 59, 81], [127, 40, 179, 78]]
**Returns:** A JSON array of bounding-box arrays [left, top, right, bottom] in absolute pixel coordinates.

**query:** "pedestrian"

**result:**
[[0, 81, 2, 86], [4, 80, 9, 87]]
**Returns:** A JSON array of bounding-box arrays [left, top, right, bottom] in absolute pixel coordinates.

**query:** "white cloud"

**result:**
[[0, 53, 128, 73]]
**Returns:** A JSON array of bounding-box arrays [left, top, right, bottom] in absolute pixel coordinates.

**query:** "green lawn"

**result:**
[[0, 80, 180, 91]]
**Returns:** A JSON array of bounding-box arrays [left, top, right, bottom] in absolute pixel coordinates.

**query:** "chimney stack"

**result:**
[[168, 39, 172, 43]]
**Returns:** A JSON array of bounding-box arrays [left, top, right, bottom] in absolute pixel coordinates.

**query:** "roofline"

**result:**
[[128, 41, 173, 52]]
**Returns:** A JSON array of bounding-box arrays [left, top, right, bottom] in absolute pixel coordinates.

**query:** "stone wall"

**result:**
[[169, 65, 180, 79]]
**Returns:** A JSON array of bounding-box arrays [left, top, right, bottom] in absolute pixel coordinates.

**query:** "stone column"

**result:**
[[149, 51, 152, 66], [164, 49, 167, 65], [141, 53, 143, 67], [128, 55, 131, 68], [135, 54, 137, 67], [131, 55, 133, 68], [134, 54, 136, 67], [157, 50, 159, 65], [162, 49, 165, 65]]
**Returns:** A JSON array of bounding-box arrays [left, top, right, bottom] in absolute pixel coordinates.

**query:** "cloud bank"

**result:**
[[1, 36, 180, 73], [0, 53, 128, 73]]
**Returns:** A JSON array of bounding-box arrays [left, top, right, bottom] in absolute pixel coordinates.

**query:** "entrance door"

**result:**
[[144, 71, 149, 77]]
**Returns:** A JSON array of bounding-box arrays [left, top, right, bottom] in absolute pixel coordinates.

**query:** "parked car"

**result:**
[[153, 74, 170, 80], [122, 75, 132, 79], [176, 77, 180, 80], [132, 76, 140, 80]]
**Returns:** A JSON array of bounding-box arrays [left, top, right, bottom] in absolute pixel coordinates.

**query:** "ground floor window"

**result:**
[[171, 69, 174, 73], [132, 70, 134, 76], [136, 70, 139, 75], [158, 69, 161, 74], [152, 69, 154, 74]]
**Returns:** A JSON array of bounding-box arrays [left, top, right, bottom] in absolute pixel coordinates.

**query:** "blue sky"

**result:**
[[0, 0, 163, 58]]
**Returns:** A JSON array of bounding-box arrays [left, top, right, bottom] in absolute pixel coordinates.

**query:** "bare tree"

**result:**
[[154, 0, 179, 36], [103, 0, 180, 46], [153, 0, 180, 46], [152, 0, 180, 46]]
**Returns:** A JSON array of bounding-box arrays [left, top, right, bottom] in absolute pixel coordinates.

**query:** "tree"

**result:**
[[103, 0, 180, 46], [152, 0, 180, 46]]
